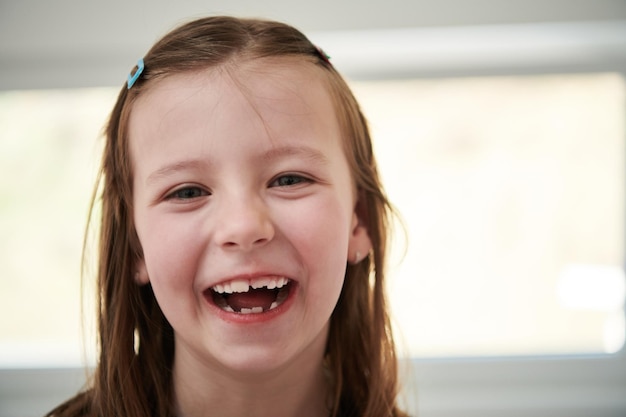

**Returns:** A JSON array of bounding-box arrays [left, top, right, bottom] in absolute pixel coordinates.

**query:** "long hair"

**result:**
[[47, 16, 406, 417]]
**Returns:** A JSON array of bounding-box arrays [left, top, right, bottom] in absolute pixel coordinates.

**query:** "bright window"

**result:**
[[0, 88, 114, 367], [0, 72, 624, 367], [353, 72, 626, 357]]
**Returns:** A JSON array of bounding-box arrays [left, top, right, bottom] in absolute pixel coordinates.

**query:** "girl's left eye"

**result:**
[[270, 174, 310, 187], [166, 186, 209, 200]]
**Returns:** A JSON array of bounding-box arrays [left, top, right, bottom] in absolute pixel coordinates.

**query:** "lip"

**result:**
[[202, 273, 298, 324]]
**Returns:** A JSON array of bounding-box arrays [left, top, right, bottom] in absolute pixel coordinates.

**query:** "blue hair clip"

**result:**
[[315, 46, 331, 65], [127, 58, 144, 89]]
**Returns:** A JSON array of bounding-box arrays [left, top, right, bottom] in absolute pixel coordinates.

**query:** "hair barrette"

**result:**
[[127, 58, 145, 89], [315, 46, 332, 66]]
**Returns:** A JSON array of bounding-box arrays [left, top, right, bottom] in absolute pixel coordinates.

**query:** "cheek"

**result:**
[[284, 195, 351, 246], [136, 212, 205, 289], [137, 216, 206, 325], [280, 197, 352, 285]]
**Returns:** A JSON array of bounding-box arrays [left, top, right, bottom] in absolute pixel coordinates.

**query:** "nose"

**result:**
[[212, 194, 275, 250]]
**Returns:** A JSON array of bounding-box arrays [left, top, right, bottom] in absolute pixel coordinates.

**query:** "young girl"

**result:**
[[48, 16, 407, 417]]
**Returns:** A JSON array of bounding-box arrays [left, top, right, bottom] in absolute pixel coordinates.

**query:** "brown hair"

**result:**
[[47, 16, 406, 417]]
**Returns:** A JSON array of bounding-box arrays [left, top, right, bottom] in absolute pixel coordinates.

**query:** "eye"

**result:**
[[270, 174, 310, 187], [166, 186, 209, 200]]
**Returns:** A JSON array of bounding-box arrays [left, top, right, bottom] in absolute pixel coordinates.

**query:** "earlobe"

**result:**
[[348, 211, 373, 265], [135, 258, 150, 285]]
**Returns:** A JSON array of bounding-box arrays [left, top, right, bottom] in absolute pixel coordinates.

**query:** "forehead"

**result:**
[[127, 57, 342, 169], [132, 56, 332, 116]]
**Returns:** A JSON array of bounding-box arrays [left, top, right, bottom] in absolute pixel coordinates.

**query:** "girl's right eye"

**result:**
[[165, 186, 209, 201]]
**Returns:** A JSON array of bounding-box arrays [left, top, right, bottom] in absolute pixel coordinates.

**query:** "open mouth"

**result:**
[[207, 276, 292, 315]]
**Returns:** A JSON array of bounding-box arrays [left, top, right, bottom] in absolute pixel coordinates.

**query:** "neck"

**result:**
[[172, 345, 330, 417]]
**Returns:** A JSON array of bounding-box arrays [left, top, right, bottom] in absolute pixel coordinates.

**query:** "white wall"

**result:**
[[1, 0, 626, 89]]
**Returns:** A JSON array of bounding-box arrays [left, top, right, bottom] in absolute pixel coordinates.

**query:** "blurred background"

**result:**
[[1, 1, 626, 416]]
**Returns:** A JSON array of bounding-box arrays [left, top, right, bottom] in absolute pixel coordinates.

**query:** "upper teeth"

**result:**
[[212, 277, 289, 294]]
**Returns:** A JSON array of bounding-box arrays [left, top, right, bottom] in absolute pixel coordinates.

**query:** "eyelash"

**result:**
[[163, 174, 311, 201], [269, 174, 312, 188], [165, 186, 209, 201]]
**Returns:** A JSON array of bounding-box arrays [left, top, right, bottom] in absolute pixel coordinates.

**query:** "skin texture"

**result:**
[[129, 58, 372, 417]]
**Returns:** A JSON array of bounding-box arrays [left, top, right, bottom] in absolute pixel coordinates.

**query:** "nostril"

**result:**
[[221, 236, 270, 249]]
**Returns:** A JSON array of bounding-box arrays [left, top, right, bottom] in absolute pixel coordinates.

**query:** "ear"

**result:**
[[347, 200, 373, 265], [135, 257, 150, 285]]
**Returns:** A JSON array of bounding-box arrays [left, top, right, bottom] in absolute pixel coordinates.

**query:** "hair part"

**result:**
[[47, 15, 406, 417]]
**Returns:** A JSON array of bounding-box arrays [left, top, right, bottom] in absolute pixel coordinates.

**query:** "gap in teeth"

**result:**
[[218, 298, 281, 314], [212, 284, 290, 314], [236, 302, 279, 315], [212, 277, 289, 294]]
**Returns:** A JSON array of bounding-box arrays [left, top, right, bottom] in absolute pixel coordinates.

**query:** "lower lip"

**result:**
[[203, 282, 297, 324]]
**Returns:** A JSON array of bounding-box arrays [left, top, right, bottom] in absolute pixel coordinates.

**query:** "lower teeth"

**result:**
[[240, 306, 263, 314], [216, 286, 288, 314], [224, 300, 280, 315]]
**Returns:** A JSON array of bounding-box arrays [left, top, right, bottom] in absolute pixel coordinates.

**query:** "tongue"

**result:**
[[225, 288, 277, 311]]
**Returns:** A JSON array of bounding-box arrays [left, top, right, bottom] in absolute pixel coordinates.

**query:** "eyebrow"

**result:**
[[145, 145, 329, 185], [146, 159, 209, 185], [262, 145, 329, 165]]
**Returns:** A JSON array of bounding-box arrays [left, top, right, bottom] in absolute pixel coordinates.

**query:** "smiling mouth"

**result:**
[[208, 276, 292, 314]]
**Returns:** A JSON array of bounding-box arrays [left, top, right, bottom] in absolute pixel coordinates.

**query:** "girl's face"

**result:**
[[129, 59, 371, 376]]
